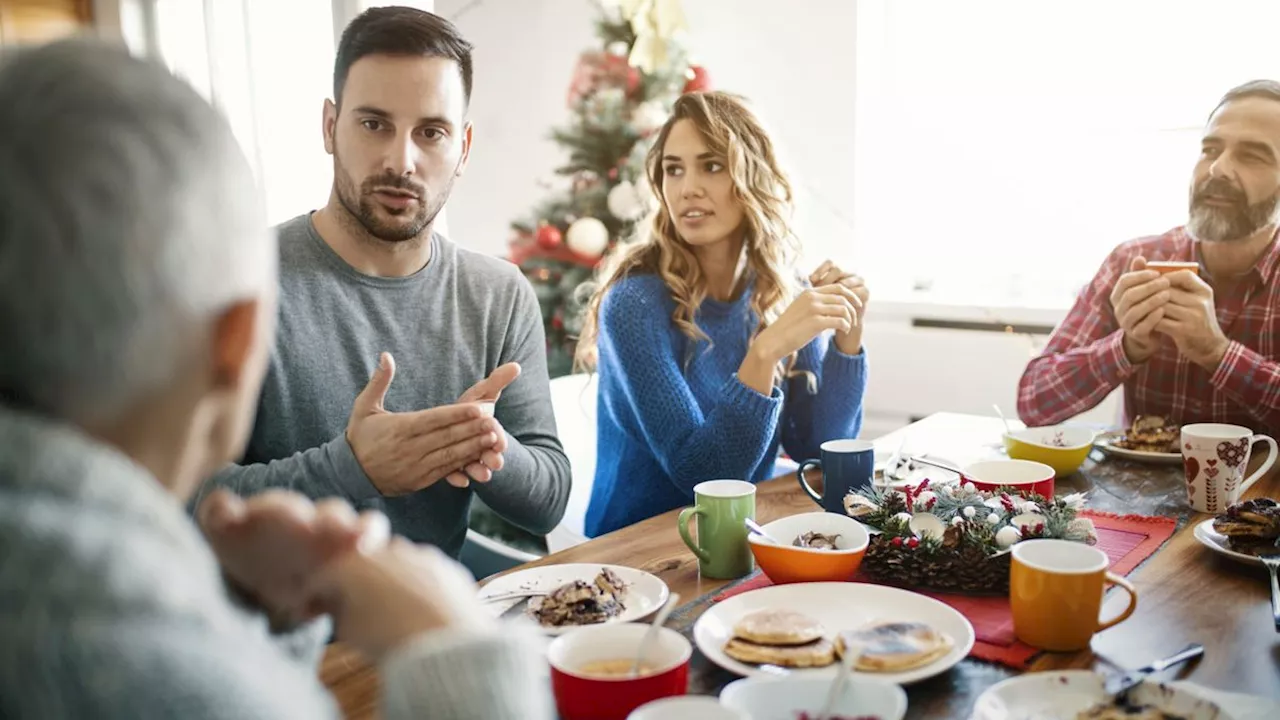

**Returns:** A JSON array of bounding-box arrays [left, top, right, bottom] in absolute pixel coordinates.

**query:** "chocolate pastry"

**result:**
[[1213, 498, 1280, 556], [528, 568, 629, 627], [1114, 415, 1180, 453]]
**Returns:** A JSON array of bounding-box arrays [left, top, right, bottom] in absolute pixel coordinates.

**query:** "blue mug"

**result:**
[[797, 439, 876, 513]]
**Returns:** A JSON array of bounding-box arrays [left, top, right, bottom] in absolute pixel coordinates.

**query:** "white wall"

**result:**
[[436, 0, 857, 261]]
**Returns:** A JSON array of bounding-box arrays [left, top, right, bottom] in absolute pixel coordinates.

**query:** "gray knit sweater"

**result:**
[[0, 406, 553, 719]]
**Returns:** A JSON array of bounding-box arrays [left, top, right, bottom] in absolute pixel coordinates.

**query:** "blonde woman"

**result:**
[[576, 91, 869, 537]]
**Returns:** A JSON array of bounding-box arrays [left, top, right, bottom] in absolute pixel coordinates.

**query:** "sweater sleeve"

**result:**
[[597, 278, 784, 494], [380, 626, 554, 720], [29, 617, 342, 720], [188, 432, 379, 514], [779, 335, 868, 462], [471, 277, 571, 535]]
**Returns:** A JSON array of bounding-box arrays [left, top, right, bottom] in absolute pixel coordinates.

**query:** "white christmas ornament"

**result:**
[[951, 516, 965, 526], [909, 512, 946, 540], [913, 490, 937, 510], [995, 525, 1021, 549], [606, 180, 647, 221], [1011, 512, 1047, 533], [962, 506, 977, 519], [986, 512, 1001, 525], [566, 217, 610, 258], [892, 512, 914, 525], [632, 100, 669, 135]]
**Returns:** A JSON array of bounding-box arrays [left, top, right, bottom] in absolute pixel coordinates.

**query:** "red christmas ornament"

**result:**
[[907, 537, 920, 549], [535, 223, 563, 250], [890, 536, 904, 548], [683, 64, 711, 94]]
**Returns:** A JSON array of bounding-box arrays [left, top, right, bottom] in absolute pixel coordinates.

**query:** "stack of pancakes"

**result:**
[[1212, 497, 1280, 556], [1114, 415, 1180, 453], [722, 609, 953, 672]]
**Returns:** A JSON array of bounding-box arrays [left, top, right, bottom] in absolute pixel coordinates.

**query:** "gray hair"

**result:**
[[0, 38, 275, 425]]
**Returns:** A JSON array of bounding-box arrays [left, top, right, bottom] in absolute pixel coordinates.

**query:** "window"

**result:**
[[149, 0, 336, 225], [848, 0, 1280, 309]]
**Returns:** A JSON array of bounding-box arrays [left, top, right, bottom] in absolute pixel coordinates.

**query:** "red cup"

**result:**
[[548, 622, 692, 720], [961, 459, 1056, 499]]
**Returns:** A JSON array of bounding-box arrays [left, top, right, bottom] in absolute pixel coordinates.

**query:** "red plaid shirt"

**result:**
[[1018, 226, 1280, 437]]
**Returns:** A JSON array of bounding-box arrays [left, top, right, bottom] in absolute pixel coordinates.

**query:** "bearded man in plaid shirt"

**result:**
[[1019, 80, 1280, 438]]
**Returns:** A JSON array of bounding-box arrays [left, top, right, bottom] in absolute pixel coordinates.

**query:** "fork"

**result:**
[[1260, 537, 1280, 633]]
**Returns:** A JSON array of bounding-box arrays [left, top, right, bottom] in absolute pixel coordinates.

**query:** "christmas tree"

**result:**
[[506, 0, 710, 378], [469, 0, 709, 559]]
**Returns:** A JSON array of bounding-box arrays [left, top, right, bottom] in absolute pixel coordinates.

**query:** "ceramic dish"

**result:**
[[1095, 431, 1183, 465], [478, 563, 669, 635], [971, 669, 1228, 720], [747, 512, 870, 584], [1003, 425, 1098, 477], [719, 675, 908, 720], [1192, 519, 1263, 567], [693, 582, 974, 685]]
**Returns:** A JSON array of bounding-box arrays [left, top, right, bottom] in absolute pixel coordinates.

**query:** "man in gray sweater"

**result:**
[[192, 6, 571, 558], [0, 38, 551, 719]]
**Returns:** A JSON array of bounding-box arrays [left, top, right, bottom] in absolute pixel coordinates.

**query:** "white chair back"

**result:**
[[545, 372, 599, 553]]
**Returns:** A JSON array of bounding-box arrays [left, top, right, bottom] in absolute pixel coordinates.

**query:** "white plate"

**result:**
[[1094, 432, 1183, 465], [477, 563, 669, 635], [692, 582, 975, 685], [972, 670, 1228, 720], [875, 453, 963, 489], [1193, 519, 1263, 567]]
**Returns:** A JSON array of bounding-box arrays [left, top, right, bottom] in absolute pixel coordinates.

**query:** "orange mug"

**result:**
[[1010, 539, 1138, 652]]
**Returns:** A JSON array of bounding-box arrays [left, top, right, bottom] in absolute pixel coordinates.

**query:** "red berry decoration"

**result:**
[[683, 64, 710, 93], [891, 536, 904, 548], [907, 537, 920, 549], [535, 223, 562, 250]]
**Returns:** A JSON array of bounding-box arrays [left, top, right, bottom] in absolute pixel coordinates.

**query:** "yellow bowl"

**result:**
[[1002, 426, 1097, 477]]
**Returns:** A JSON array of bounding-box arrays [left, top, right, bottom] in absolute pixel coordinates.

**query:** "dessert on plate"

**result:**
[[722, 609, 835, 668], [1112, 416, 1180, 454], [527, 567, 629, 627], [1211, 497, 1280, 556]]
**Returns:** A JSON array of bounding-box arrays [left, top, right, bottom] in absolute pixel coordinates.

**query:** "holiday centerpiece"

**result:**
[[843, 479, 1097, 595]]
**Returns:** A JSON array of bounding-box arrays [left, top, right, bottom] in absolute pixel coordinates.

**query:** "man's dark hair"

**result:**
[[1211, 79, 1280, 118], [333, 6, 473, 107]]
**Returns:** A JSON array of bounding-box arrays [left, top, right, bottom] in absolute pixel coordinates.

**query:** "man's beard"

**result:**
[[333, 152, 452, 243], [1187, 176, 1280, 243]]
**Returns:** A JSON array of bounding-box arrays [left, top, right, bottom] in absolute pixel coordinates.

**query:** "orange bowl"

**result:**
[[748, 512, 870, 584]]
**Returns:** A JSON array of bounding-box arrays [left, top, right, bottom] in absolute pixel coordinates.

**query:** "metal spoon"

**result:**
[[993, 403, 1013, 436], [629, 592, 680, 677], [816, 640, 862, 720], [745, 517, 780, 544]]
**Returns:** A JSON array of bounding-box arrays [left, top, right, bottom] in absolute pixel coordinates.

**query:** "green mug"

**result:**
[[677, 480, 757, 579]]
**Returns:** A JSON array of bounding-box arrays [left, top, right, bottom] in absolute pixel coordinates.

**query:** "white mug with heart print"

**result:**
[[1180, 423, 1278, 513]]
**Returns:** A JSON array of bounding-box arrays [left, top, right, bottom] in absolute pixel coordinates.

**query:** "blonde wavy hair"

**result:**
[[575, 91, 805, 386]]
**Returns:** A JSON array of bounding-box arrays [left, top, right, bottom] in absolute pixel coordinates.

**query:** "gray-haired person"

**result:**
[[0, 38, 551, 720]]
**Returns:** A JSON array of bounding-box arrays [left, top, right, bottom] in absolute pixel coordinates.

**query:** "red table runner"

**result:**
[[712, 510, 1177, 669]]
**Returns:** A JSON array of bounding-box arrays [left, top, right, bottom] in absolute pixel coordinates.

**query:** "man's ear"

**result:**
[[211, 299, 264, 390], [455, 120, 474, 178], [323, 99, 338, 156]]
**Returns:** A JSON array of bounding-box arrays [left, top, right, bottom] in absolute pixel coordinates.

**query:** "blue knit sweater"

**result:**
[[584, 274, 868, 537]]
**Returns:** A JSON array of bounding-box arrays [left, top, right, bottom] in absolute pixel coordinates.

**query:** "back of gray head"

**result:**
[[0, 38, 274, 425]]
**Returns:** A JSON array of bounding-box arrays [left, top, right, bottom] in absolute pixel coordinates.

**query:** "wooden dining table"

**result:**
[[320, 412, 1280, 719]]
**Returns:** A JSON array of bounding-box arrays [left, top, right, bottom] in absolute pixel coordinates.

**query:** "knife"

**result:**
[[1102, 643, 1204, 702]]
